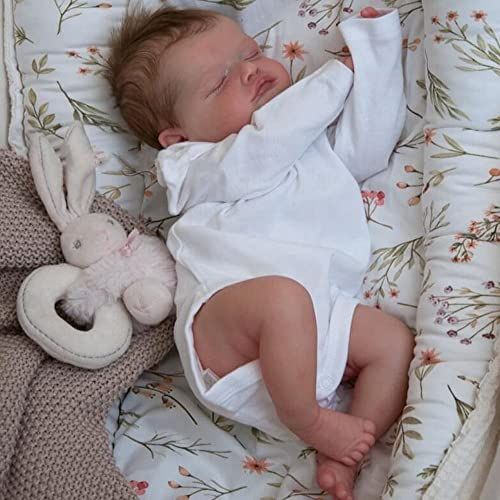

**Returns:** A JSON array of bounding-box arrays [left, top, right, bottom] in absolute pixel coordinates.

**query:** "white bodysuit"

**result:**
[[157, 10, 405, 439]]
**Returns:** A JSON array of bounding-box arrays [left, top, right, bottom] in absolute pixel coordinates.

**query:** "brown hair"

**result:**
[[106, 6, 218, 149]]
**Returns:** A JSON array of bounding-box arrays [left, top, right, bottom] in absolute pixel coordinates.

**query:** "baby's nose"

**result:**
[[240, 61, 259, 85]]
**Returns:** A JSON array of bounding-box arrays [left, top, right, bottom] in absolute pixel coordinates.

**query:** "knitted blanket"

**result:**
[[0, 148, 175, 499]]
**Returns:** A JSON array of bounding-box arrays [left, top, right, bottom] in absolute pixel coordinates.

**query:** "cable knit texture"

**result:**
[[0, 148, 175, 499]]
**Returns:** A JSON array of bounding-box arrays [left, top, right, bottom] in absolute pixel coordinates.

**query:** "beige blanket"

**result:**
[[0, 148, 175, 499]]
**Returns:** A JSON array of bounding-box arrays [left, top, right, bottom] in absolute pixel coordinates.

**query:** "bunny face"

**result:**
[[61, 213, 128, 268]]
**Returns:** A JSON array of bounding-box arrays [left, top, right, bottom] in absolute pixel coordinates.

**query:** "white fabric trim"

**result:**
[[424, 334, 500, 500], [3, 0, 27, 156]]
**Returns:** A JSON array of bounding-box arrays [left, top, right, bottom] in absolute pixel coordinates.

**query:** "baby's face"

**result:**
[[158, 15, 291, 146]]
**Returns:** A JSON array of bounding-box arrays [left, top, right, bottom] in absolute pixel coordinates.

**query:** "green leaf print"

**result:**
[[387, 406, 423, 460], [52, 0, 90, 35], [57, 80, 127, 133], [416, 464, 438, 494], [426, 63, 470, 121], [124, 433, 231, 460], [198, 0, 256, 11], [253, 21, 282, 52], [448, 385, 474, 425], [382, 473, 398, 497], [383, 0, 422, 26], [433, 14, 500, 76], [14, 24, 34, 46], [32, 54, 56, 79], [25, 88, 64, 139]]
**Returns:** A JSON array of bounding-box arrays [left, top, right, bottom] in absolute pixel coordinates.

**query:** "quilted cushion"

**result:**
[[382, 1, 500, 497]]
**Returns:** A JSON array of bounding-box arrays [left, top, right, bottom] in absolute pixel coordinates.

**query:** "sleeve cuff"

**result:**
[[339, 9, 401, 41]]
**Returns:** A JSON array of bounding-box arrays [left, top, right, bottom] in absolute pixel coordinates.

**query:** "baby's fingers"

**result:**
[[360, 7, 380, 18]]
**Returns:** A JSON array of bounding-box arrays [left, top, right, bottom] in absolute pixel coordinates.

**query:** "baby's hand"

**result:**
[[338, 7, 383, 71], [360, 6, 383, 18]]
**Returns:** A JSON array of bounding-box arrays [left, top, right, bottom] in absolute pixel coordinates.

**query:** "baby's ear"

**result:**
[[158, 127, 187, 148]]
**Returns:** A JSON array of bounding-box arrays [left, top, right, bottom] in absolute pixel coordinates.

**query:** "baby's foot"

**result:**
[[291, 407, 376, 466], [316, 452, 357, 500]]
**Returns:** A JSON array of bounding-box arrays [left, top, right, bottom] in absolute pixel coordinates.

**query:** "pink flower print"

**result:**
[[460, 338, 472, 345], [419, 348, 442, 365], [429, 295, 440, 306], [389, 288, 399, 299], [431, 16, 440, 24], [77, 67, 92, 75], [361, 190, 391, 228], [444, 285, 453, 294], [483, 333, 495, 340], [434, 34, 444, 44], [446, 11, 459, 21], [471, 10, 487, 22], [483, 281, 495, 289], [130, 480, 149, 496], [424, 128, 436, 145], [447, 330, 458, 337], [242, 456, 271, 474], [374, 191, 385, 206], [282, 41, 307, 61], [308, 22, 317, 29], [468, 221, 480, 234], [87, 46, 100, 55], [363, 290, 372, 300], [298, 10, 305, 17], [434, 317, 443, 325], [447, 316, 458, 325], [66, 50, 80, 58], [437, 308, 447, 317]]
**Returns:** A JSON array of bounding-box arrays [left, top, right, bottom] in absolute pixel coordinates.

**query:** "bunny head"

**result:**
[[29, 121, 127, 267], [61, 214, 127, 267]]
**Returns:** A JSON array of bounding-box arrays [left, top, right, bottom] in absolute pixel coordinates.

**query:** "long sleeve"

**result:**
[[157, 59, 353, 215], [329, 9, 405, 183]]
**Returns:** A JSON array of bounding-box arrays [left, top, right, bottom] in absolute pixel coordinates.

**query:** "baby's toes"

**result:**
[[363, 419, 377, 438], [335, 481, 353, 500], [316, 454, 337, 492]]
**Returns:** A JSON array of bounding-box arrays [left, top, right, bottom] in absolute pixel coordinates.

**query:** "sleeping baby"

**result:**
[[108, 5, 414, 499]]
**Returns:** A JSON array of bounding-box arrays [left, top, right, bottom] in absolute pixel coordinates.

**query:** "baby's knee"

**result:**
[[386, 315, 415, 363], [259, 275, 315, 321]]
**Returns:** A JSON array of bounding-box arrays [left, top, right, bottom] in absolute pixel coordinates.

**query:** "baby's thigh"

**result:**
[[193, 275, 306, 378], [346, 305, 414, 372]]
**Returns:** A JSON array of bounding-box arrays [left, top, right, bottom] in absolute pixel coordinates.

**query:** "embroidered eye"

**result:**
[[106, 219, 115, 225], [74, 240, 82, 250]]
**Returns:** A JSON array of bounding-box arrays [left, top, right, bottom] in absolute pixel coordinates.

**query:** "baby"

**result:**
[[108, 6, 414, 499]]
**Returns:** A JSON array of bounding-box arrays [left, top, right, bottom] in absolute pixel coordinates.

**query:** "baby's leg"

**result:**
[[316, 305, 414, 497], [347, 305, 414, 438], [193, 276, 375, 464]]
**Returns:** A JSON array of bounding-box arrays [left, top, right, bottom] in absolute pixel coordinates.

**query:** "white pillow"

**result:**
[[6, 0, 147, 215]]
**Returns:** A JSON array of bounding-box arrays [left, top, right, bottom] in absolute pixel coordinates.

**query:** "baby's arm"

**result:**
[[330, 8, 405, 183], [157, 60, 353, 214]]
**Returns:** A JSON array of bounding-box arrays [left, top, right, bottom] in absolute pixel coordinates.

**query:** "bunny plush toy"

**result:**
[[17, 122, 177, 369]]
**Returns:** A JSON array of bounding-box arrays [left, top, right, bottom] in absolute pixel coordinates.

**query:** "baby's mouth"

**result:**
[[252, 77, 277, 103]]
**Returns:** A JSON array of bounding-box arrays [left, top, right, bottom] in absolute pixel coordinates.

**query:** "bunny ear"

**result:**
[[29, 132, 73, 232], [63, 121, 97, 217]]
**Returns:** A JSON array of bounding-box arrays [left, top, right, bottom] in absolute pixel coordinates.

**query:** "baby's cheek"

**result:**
[[219, 104, 252, 136]]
